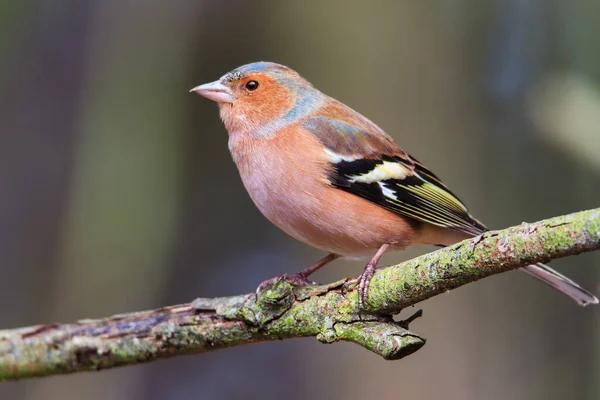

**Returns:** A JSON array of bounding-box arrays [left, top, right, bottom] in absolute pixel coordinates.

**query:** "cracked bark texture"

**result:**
[[1, 207, 599, 381]]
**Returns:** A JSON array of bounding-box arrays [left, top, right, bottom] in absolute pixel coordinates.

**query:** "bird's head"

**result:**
[[191, 62, 321, 134]]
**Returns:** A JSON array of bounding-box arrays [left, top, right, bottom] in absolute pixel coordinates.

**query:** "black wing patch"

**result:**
[[332, 155, 487, 236]]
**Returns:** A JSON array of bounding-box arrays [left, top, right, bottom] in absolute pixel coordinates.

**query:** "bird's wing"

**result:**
[[302, 112, 487, 236]]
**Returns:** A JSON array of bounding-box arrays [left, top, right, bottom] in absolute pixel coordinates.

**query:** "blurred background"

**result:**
[[1, 1, 599, 399]]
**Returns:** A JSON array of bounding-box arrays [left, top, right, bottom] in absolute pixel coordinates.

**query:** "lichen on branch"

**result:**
[[1, 207, 599, 381]]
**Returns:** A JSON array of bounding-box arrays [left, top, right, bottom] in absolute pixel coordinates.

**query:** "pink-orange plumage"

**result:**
[[191, 61, 598, 308]]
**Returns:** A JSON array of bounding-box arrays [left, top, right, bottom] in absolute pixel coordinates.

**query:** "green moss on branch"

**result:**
[[1, 207, 599, 380]]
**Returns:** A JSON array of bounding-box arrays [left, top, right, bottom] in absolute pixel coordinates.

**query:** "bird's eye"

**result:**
[[245, 80, 259, 91]]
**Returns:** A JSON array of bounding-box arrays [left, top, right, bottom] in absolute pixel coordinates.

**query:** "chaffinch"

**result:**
[[191, 62, 598, 308]]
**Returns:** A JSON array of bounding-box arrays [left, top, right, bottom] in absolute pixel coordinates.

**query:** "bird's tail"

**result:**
[[521, 263, 598, 306]]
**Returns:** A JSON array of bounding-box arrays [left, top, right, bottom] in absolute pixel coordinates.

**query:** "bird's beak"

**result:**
[[190, 81, 233, 104]]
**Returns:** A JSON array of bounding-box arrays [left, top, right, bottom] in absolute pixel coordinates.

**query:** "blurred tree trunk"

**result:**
[[0, 2, 92, 399], [23, 1, 200, 400]]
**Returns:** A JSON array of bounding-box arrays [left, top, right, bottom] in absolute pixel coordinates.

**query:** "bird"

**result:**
[[191, 61, 598, 309]]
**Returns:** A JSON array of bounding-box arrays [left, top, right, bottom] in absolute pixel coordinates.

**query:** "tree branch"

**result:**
[[1, 208, 599, 380]]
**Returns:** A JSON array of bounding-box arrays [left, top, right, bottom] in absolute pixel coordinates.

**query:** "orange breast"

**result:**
[[229, 125, 424, 256]]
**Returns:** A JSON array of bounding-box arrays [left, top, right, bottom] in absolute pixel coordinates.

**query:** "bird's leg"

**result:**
[[257, 253, 339, 292], [357, 243, 390, 310], [297, 253, 340, 279]]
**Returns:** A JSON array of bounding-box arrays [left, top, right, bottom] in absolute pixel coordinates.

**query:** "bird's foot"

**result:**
[[345, 243, 391, 311], [256, 253, 339, 294], [357, 263, 377, 310], [341, 262, 379, 310]]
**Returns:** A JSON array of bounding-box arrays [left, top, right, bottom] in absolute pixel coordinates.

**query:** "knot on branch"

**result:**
[[241, 277, 426, 360], [236, 279, 296, 326]]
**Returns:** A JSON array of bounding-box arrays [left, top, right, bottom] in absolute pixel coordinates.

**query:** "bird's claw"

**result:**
[[356, 265, 376, 311], [341, 277, 359, 293], [342, 266, 377, 311]]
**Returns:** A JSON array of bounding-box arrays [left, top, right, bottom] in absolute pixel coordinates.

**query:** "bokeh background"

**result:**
[[1, 1, 599, 399]]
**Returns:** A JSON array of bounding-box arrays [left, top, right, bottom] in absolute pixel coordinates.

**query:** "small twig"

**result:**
[[398, 309, 423, 329]]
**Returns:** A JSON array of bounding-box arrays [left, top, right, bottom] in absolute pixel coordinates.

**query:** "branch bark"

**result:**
[[1, 207, 599, 380]]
